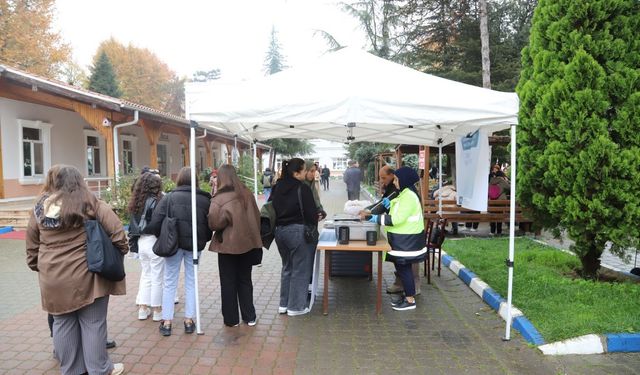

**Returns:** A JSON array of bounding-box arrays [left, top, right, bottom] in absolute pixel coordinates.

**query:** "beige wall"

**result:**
[[1, 97, 89, 199]]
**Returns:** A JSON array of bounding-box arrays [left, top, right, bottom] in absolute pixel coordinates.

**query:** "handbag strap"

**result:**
[[297, 185, 305, 223], [165, 192, 172, 219]]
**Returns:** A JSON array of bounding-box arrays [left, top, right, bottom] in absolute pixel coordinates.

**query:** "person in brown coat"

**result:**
[[26, 165, 127, 375], [208, 164, 263, 327]]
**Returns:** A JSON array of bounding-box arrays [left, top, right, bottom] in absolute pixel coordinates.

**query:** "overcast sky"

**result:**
[[54, 0, 369, 80]]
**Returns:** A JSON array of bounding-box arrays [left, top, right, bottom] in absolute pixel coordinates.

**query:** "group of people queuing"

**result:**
[[25, 157, 429, 374], [26, 163, 265, 375]]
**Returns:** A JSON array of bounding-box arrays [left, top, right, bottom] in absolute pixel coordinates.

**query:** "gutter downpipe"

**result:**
[[113, 110, 139, 182]]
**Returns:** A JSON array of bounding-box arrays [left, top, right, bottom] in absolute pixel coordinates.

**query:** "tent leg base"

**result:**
[[501, 337, 511, 342]]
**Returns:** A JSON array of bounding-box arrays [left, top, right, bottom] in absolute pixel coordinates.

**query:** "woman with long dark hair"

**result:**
[[26, 165, 127, 375], [208, 164, 263, 327], [270, 158, 318, 316], [147, 167, 212, 336], [128, 172, 164, 321]]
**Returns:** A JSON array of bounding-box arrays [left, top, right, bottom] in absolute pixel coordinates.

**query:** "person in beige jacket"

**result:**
[[208, 164, 263, 327], [26, 165, 128, 375]]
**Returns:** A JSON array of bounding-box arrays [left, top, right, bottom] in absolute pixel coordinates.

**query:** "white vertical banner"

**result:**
[[455, 129, 490, 211]]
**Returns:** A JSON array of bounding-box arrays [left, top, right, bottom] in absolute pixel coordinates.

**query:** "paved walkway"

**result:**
[[1, 180, 638, 374]]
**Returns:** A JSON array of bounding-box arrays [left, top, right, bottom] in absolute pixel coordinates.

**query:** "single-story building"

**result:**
[[0, 63, 267, 225]]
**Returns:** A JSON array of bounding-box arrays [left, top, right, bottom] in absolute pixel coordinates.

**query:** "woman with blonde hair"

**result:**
[[26, 165, 127, 375], [208, 164, 263, 327]]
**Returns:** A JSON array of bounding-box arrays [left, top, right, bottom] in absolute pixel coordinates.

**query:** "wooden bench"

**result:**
[[423, 199, 533, 232]]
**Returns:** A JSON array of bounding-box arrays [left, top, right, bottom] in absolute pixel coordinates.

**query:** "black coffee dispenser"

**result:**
[[337, 226, 350, 244]]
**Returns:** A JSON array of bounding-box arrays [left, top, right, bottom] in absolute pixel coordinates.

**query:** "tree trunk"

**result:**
[[479, 0, 491, 89], [575, 235, 602, 279]]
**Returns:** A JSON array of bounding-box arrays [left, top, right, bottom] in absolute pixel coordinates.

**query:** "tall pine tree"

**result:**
[[263, 26, 287, 75], [88, 51, 121, 98], [517, 0, 640, 278]]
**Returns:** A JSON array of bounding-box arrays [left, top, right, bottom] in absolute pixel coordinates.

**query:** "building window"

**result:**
[[87, 136, 101, 175], [18, 120, 52, 183], [333, 157, 347, 170], [122, 140, 133, 174], [22, 127, 44, 177], [157, 144, 168, 176]]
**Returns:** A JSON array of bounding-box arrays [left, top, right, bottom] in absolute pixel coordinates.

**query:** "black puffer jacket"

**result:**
[[147, 185, 213, 251]]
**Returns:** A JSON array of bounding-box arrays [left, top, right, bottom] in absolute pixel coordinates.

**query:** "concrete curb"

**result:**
[[440, 250, 544, 346], [0, 226, 13, 234], [439, 250, 640, 354]]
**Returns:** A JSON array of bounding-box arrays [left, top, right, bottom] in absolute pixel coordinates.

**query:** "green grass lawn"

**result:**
[[443, 237, 640, 343]]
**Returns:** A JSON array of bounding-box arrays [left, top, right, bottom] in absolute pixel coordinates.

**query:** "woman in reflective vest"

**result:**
[[368, 166, 426, 311]]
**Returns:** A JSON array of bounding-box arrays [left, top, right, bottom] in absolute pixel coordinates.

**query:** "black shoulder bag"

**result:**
[[297, 185, 319, 244], [152, 193, 180, 257], [85, 220, 126, 282]]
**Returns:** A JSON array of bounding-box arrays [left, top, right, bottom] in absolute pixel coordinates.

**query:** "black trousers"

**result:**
[[490, 222, 503, 234], [218, 252, 256, 326]]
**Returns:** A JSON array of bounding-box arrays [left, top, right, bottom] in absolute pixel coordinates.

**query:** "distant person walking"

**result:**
[[343, 160, 363, 200], [208, 165, 263, 327], [262, 168, 274, 200], [320, 165, 330, 190], [26, 165, 127, 375]]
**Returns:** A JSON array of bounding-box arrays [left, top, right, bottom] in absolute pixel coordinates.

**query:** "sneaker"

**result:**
[[138, 307, 151, 320], [246, 319, 257, 327], [111, 363, 124, 375], [278, 306, 287, 314], [184, 320, 195, 334], [287, 308, 310, 316], [152, 310, 162, 322], [459, 227, 468, 231], [386, 284, 404, 294], [470, 228, 477, 232], [392, 299, 416, 311], [390, 297, 405, 307], [159, 321, 172, 336]]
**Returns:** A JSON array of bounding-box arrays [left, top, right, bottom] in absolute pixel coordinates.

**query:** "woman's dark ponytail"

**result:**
[[282, 158, 305, 179]]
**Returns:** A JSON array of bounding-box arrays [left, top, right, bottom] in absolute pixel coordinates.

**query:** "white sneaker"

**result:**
[[470, 228, 477, 232], [278, 306, 287, 314], [459, 227, 468, 231], [247, 319, 257, 326], [287, 308, 310, 316], [111, 363, 124, 375], [152, 310, 162, 322], [138, 307, 151, 320]]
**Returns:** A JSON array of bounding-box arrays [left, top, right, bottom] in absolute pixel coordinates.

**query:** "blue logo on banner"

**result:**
[[461, 130, 479, 150]]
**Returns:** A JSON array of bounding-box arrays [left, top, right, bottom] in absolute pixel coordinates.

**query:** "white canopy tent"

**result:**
[[183, 47, 519, 339]]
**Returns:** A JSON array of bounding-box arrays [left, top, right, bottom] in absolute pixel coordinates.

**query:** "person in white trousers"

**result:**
[[128, 172, 165, 321]]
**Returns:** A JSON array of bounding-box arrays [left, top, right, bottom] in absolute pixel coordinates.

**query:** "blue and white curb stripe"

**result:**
[[438, 250, 640, 354]]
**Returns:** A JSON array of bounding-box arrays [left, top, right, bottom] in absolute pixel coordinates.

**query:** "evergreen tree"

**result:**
[[263, 26, 287, 75], [262, 26, 312, 167], [517, 0, 640, 278], [88, 51, 121, 98]]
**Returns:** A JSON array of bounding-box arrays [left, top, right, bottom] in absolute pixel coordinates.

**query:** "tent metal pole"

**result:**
[[438, 145, 443, 214], [504, 123, 517, 341], [253, 141, 258, 202], [189, 123, 204, 335]]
